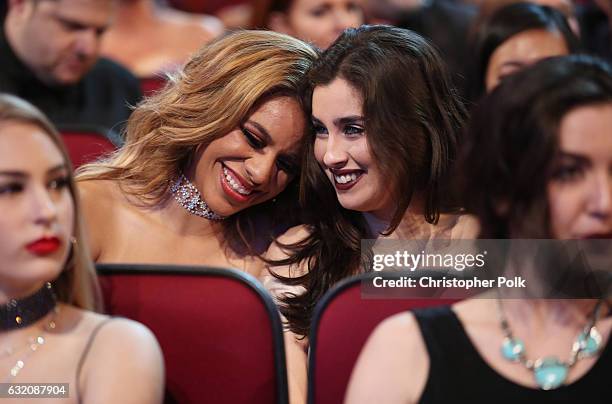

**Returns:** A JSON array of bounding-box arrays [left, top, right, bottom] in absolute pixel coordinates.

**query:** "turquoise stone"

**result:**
[[501, 337, 524, 361], [577, 330, 601, 356], [533, 357, 568, 390]]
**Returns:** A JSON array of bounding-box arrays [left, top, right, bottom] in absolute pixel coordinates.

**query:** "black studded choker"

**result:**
[[0, 283, 57, 331]]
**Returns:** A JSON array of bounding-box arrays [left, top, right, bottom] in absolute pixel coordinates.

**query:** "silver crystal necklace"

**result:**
[[170, 173, 226, 221], [498, 298, 604, 390]]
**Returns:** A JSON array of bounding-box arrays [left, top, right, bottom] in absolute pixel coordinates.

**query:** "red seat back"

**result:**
[[140, 76, 168, 97], [308, 272, 459, 404], [97, 264, 289, 404], [60, 130, 117, 168]]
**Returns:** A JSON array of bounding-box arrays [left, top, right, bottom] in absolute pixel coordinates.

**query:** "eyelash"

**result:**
[[276, 159, 298, 175], [241, 126, 265, 149], [344, 125, 364, 136], [0, 176, 69, 196], [551, 164, 585, 183], [0, 182, 24, 195], [49, 176, 70, 190], [312, 124, 364, 138]]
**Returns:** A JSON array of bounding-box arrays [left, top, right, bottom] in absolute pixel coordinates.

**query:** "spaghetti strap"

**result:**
[[75, 317, 116, 403]]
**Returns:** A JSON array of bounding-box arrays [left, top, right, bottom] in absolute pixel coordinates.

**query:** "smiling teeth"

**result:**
[[223, 167, 252, 195], [334, 173, 358, 184]]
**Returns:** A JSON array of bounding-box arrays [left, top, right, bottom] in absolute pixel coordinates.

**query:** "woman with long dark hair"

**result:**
[[265, 25, 475, 401]]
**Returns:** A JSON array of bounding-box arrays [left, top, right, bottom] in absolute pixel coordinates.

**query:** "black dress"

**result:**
[[413, 306, 611, 404]]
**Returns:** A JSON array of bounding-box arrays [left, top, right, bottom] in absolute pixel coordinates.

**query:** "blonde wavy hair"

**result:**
[[0, 94, 101, 311], [77, 30, 318, 208]]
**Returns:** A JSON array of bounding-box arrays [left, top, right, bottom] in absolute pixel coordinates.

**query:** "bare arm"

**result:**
[[344, 313, 429, 404], [263, 226, 311, 404], [80, 318, 165, 404]]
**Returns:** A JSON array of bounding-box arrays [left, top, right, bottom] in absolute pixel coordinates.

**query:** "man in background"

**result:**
[[1, 0, 141, 141]]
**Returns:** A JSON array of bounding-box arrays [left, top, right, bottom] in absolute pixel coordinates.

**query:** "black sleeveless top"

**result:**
[[413, 306, 611, 404]]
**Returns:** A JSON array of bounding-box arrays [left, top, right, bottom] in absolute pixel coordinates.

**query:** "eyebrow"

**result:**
[[0, 164, 68, 178], [557, 152, 590, 163], [311, 115, 365, 128]]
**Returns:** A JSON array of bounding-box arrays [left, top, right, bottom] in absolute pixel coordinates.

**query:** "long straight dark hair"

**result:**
[[269, 25, 467, 337]]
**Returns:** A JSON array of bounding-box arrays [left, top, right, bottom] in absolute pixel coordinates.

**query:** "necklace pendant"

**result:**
[[501, 337, 525, 361], [533, 357, 568, 390], [574, 327, 602, 358]]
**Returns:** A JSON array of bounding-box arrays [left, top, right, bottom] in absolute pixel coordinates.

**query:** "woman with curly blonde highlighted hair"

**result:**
[[77, 30, 318, 276]]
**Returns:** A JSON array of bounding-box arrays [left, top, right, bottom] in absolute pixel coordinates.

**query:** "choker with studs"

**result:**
[[0, 283, 57, 331], [170, 173, 226, 221]]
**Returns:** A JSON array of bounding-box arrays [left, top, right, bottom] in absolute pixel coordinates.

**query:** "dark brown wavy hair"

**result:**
[[269, 25, 468, 337]]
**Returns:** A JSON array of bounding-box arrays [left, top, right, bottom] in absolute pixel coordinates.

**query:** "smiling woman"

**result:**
[[75, 30, 318, 275]]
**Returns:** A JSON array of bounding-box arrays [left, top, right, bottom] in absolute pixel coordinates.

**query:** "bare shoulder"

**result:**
[[78, 312, 164, 404], [368, 312, 427, 358], [344, 312, 429, 404], [76, 180, 123, 260], [77, 179, 120, 209]]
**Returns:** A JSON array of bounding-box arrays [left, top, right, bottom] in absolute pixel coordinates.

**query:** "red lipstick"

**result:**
[[330, 169, 364, 191], [220, 164, 255, 203], [26, 237, 61, 255]]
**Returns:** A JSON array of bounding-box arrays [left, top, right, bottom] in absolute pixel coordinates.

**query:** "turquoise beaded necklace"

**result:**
[[497, 299, 604, 390]]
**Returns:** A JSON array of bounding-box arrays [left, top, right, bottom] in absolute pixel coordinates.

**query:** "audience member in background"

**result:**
[[364, 0, 477, 95], [1, 0, 141, 141], [346, 55, 612, 403], [165, 0, 253, 29], [474, 0, 580, 34], [251, 0, 365, 49], [76, 31, 317, 278], [265, 25, 474, 403], [101, 0, 224, 79], [577, 0, 612, 61], [0, 94, 163, 403], [465, 2, 580, 103]]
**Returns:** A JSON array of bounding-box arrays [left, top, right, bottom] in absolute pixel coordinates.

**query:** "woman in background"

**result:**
[[465, 2, 580, 102], [101, 0, 224, 78], [0, 94, 163, 403], [346, 55, 612, 403], [251, 0, 365, 49]]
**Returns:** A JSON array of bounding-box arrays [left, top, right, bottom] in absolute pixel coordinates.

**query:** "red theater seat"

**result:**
[[308, 272, 460, 404], [140, 75, 168, 97], [97, 264, 289, 404], [60, 129, 117, 169]]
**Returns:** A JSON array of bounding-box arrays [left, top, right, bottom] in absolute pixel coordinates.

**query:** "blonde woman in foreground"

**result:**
[[0, 94, 163, 403]]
